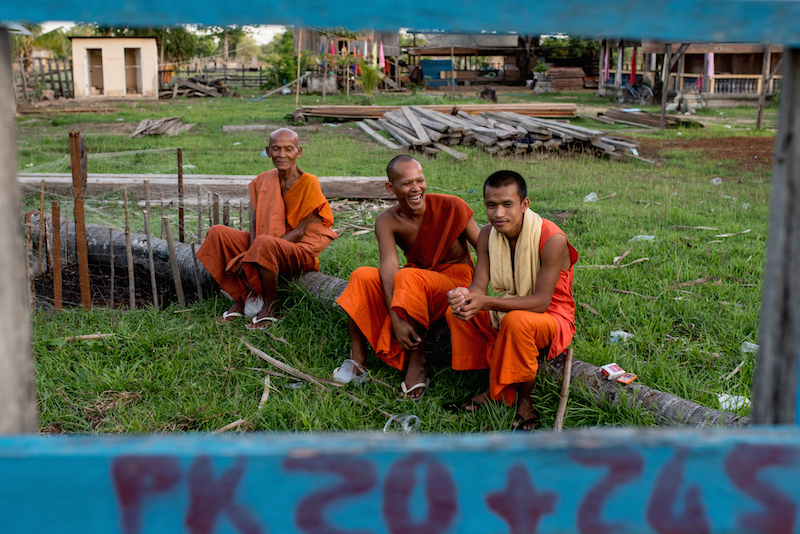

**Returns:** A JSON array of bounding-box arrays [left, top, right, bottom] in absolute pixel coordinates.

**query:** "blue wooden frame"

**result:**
[[3, 3, 800, 533], [4, 1, 800, 46], [1, 428, 799, 534]]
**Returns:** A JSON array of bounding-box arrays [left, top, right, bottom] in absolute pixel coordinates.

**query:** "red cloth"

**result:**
[[404, 194, 475, 268], [196, 170, 336, 302], [447, 218, 578, 404], [337, 194, 475, 369], [631, 48, 637, 85]]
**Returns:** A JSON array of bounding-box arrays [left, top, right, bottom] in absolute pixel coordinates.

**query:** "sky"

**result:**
[[40, 21, 286, 45]]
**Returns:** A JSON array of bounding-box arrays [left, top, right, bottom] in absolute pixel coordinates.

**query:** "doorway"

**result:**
[[124, 48, 142, 95], [86, 49, 104, 96]]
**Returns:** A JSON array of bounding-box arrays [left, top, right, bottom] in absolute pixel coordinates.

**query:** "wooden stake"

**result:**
[[109, 227, 115, 309], [124, 190, 135, 310], [38, 180, 44, 274], [238, 199, 243, 230], [554, 348, 574, 432], [207, 192, 212, 228], [25, 223, 33, 308], [160, 193, 166, 239], [68, 131, 91, 309], [659, 44, 672, 131], [18, 55, 28, 100], [223, 199, 230, 226], [197, 185, 203, 242], [163, 216, 185, 307], [191, 242, 202, 298], [52, 202, 61, 311], [752, 48, 800, 425], [177, 147, 184, 243], [295, 31, 302, 107], [143, 209, 159, 309], [213, 193, 220, 225], [757, 44, 772, 130]]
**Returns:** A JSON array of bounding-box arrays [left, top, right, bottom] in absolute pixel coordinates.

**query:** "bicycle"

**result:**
[[616, 80, 654, 106]]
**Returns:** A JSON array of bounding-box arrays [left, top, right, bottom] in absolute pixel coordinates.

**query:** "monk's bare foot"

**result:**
[[246, 309, 280, 330], [216, 301, 245, 324], [512, 381, 539, 431], [400, 353, 428, 400], [444, 390, 490, 413]]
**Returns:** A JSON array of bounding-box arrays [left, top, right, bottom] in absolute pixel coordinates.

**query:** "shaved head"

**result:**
[[386, 155, 421, 183], [269, 128, 300, 147]]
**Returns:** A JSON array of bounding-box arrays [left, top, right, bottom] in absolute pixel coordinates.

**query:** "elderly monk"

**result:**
[[196, 128, 337, 329], [335, 155, 480, 399], [446, 170, 578, 430]]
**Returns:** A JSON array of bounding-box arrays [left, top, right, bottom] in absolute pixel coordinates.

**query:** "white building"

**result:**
[[70, 37, 159, 100]]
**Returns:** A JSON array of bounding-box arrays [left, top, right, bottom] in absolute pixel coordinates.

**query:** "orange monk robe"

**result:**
[[447, 219, 578, 404], [337, 194, 475, 371], [196, 169, 337, 302]]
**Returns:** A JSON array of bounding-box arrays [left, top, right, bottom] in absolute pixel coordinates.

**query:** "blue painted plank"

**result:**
[[1, 428, 800, 534], [5, 1, 800, 45]]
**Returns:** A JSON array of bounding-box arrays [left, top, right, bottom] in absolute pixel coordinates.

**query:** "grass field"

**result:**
[[19, 86, 775, 433]]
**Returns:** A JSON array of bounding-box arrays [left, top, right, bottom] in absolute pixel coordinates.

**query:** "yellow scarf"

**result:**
[[488, 209, 543, 329]]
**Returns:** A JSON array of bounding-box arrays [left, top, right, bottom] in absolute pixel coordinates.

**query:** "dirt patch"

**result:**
[[637, 136, 773, 171]]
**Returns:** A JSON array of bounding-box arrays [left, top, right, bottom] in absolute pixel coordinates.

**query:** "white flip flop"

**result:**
[[215, 310, 245, 324], [245, 315, 279, 330], [399, 378, 430, 402]]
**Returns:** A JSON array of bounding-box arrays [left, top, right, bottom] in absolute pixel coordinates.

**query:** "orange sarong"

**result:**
[[447, 219, 578, 404], [196, 170, 337, 302], [337, 194, 475, 370]]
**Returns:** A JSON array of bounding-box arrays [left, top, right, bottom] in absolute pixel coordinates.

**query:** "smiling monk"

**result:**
[[446, 170, 578, 430], [335, 155, 480, 400], [196, 128, 337, 329]]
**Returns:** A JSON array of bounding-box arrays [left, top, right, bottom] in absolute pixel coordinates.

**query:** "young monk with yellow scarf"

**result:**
[[446, 170, 578, 430]]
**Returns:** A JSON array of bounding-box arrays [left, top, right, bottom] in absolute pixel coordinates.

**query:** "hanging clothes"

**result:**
[[603, 48, 610, 82], [630, 48, 636, 85], [379, 41, 387, 74]]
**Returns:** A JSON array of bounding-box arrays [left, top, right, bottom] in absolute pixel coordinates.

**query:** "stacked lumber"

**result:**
[[159, 77, 235, 99], [291, 103, 577, 121], [547, 68, 587, 91], [596, 108, 704, 129], [359, 106, 641, 162], [130, 117, 195, 137]]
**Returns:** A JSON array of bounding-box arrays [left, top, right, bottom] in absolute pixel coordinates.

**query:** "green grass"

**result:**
[[21, 88, 771, 434]]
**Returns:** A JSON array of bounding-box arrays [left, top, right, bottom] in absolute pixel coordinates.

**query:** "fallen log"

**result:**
[[25, 223, 751, 428]]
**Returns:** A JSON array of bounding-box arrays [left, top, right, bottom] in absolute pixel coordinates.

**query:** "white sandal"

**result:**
[[333, 359, 369, 384], [245, 315, 279, 330], [215, 310, 245, 324]]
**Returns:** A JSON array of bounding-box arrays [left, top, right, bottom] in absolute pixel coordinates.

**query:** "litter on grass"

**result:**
[[718, 393, 750, 411], [629, 235, 656, 242], [712, 177, 722, 185], [583, 192, 598, 203], [608, 330, 634, 343], [741, 341, 759, 353], [383, 413, 420, 434]]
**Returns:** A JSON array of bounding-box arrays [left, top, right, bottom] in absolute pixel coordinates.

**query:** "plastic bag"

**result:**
[[244, 293, 264, 318], [383, 413, 420, 434], [583, 192, 598, 203]]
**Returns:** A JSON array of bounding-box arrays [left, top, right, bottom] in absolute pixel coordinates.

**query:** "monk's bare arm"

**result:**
[[281, 210, 323, 243], [448, 224, 491, 319], [463, 218, 481, 249], [375, 212, 401, 310]]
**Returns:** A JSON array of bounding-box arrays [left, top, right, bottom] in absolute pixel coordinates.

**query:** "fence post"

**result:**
[[0, 29, 36, 435]]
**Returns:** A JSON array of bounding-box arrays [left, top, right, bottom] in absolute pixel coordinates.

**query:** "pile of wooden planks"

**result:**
[[130, 117, 195, 137], [291, 102, 577, 121], [358, 106, 642, 162], [596, 108, 704, 129], [547, 68, 587, 91], [159, 77, 235, 99]]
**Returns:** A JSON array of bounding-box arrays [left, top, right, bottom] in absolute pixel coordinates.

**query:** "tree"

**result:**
[[259, 28, 312, 89]]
